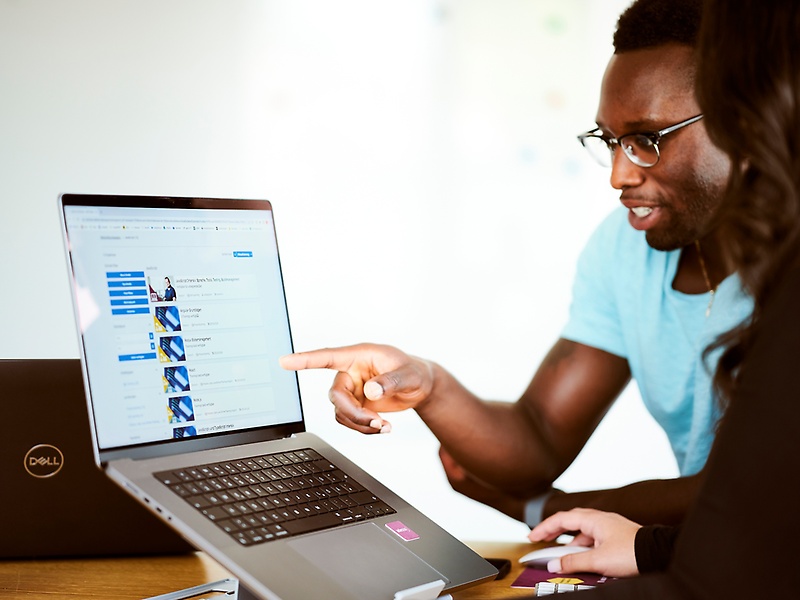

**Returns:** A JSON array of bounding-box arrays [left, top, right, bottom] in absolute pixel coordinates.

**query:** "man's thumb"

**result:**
[[364, 380, 384, 400]]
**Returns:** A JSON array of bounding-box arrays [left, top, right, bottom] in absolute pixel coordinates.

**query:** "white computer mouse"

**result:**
[[518, 545, 591, 568]]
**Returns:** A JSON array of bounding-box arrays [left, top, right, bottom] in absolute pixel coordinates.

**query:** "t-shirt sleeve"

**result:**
[[560, 208, 627, 358]]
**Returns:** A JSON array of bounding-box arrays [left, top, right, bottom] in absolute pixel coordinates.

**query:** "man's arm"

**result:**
[[541, 473, 703, 526], [440, 448, 702, 526], [281, 338, 630, 496], [419, 338, 631, 493]]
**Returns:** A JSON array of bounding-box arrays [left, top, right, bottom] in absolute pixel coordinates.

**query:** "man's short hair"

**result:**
[[614, 0, 702, 53]]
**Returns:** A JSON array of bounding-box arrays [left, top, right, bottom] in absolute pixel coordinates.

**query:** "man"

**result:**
[[280, 0, 752, 528], [164, 277, 177, 301]]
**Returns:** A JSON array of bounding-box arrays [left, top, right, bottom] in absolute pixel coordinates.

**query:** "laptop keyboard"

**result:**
[[154, 448, 396, 546]]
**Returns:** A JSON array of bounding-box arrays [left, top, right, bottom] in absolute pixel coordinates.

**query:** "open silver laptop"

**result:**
[[58, 194, 496, 600]]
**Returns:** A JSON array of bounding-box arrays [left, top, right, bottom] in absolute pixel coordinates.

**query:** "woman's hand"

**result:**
[[528, 508, 641, 578]]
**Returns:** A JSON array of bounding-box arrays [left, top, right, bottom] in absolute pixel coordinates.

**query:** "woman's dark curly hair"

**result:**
[[697, 0, 800, 404]]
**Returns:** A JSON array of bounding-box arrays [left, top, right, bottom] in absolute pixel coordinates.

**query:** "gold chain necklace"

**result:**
[[694, 240, 717, 317]]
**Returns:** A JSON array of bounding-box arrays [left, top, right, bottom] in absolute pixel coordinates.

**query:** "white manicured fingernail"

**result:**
[[364, 381, 384, 400], [369, 419, 383, 430], [547, 558, 561, 573], [380, 423, 392, 434]]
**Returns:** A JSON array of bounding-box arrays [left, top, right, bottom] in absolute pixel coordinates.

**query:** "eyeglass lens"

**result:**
[[582, 134, 658, 168]]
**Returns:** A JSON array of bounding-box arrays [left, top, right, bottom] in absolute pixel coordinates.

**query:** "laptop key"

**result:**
[[349, 491, 379, 505], [217, 519, 240, 533], [280, 512, 343, 536], [170, 483, 192, 497], [155, 472, 178, 485], [202, 506, 229, 522], [186, 495, 212, 509]]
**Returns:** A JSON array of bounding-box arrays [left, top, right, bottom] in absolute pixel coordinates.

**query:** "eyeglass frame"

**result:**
[[577, 113, 704, 168]]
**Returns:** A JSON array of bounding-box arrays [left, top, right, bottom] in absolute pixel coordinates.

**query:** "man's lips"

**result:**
[[621, 198, 658, 210]]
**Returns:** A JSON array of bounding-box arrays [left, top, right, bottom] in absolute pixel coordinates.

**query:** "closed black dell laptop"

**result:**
[[1, 358, 193, 558]]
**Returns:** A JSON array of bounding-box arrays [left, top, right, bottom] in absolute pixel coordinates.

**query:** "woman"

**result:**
[[529, 0, 800, 595]]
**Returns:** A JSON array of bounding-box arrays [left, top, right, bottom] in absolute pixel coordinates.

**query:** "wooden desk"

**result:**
[[0, 542, 537, 599]]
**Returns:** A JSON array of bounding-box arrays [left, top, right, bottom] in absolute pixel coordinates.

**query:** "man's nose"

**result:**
[[609, 147, 646, 190]]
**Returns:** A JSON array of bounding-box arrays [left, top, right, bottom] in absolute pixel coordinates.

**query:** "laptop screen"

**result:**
[[60, 195, 303, 454]]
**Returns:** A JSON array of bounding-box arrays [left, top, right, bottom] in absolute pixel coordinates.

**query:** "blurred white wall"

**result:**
[[0, 0, 677, 542]]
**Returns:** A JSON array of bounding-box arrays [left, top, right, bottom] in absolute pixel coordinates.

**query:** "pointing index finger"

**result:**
[[279, 347, 357, 372]]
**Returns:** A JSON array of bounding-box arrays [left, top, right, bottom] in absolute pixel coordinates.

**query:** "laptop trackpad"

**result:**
[[288, 523, 448, 597]]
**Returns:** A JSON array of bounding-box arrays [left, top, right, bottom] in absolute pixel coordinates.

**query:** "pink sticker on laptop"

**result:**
[[385, 521, 420, 541]]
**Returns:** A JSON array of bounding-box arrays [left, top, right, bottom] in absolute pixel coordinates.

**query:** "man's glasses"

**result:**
[[577, 114, 704, 168]]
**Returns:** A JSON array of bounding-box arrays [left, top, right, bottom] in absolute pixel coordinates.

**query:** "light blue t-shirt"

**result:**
[[562, 207, 753, 475]]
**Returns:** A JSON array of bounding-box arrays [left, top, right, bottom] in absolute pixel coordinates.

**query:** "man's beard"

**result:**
[[645, 178, 724, 251]]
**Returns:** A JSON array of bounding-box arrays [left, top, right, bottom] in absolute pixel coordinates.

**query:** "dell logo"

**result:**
[[24, 444, 64, 478]]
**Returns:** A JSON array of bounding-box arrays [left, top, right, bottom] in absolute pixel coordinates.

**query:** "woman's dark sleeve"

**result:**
[[634, 525, 680, 573], [576, 268, 800, 599]]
